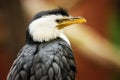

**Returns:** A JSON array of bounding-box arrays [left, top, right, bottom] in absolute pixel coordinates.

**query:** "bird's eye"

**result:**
[[56, 19, 61, 23]]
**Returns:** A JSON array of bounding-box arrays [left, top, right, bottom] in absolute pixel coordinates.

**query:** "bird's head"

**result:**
[[27, 8, 86, 43]]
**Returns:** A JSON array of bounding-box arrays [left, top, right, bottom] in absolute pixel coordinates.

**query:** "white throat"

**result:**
[[59, 34, 71, 46], [29, 15, 70, 45]]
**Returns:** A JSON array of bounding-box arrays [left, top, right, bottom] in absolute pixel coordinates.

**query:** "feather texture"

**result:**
[[7, 38, 76, 80]]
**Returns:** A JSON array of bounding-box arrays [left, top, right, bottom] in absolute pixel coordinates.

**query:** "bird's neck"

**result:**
[[26, 30, 70, 46], [59, 34, 71, 46]]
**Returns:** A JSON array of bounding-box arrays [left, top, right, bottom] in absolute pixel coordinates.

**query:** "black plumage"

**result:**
[[7, 38, 76, 80], [7, 8, 76, 80], [31, 8, 69, 22]]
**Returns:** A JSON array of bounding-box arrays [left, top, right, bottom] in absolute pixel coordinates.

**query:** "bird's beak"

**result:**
[[56, 17, 87, 29]]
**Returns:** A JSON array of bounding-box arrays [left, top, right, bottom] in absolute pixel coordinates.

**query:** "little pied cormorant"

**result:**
[[7, 8, 86, 80]]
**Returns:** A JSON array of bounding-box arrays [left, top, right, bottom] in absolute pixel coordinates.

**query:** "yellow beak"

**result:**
[[56, 17, 87, 29]]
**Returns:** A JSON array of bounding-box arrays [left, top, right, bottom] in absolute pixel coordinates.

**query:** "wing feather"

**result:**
[[7, 38, 76, 80], [7, 44, 37, 80]]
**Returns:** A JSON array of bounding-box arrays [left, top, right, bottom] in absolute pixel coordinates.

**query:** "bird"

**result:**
[[7, 8, 86, 80]]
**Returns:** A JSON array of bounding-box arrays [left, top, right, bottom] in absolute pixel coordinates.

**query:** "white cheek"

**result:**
[[28, 14, 71, 43], [29, 17, 63, 42]]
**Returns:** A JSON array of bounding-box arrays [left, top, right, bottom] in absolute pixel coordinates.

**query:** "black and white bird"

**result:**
[[7, 8, 86, 80]]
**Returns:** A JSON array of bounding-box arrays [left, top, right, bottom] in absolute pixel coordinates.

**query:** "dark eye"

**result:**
[[56, 19, 61, 23]]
